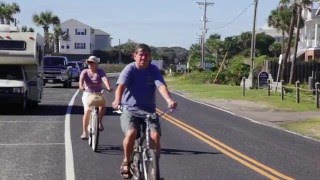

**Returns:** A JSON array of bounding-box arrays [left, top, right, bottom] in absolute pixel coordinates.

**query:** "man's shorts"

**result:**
[[120, 109, 161, 135]]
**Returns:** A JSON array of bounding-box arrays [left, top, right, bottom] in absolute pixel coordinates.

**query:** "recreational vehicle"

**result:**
[[0, 25, 44, 112]]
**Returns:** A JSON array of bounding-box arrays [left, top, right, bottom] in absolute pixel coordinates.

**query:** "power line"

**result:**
[[213, 2, 254, 30]]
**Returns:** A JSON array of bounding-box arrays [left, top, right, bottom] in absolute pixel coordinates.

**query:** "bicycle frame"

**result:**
[[115, 107, 172, 180]]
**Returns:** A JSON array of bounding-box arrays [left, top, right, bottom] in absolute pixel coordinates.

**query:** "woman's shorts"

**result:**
[[81, 91, 106, 112], [120, 109, 161, 135], [82, 91, 90, 111]]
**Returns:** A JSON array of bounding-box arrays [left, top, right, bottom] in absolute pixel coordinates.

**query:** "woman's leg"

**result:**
[[98, 106, 106, 129], [81, 109, 91, 138]]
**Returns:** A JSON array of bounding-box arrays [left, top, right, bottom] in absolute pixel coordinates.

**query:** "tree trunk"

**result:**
[[289, 5, 301, 84], [43, 26, 49, 55], [281, 6, 296, 82]]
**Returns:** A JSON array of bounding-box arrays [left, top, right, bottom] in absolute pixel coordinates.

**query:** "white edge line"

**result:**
[[172, 91, 320, 143], [65, 89, 79, 180], [172, 92, 235, 115]]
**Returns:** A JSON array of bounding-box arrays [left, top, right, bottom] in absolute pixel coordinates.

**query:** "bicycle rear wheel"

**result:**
[[91, 108, 99, 152], [143, 149, 159, 180]]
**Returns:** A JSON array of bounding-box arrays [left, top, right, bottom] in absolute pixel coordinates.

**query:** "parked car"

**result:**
[[76, 60, 87, 71], [67, 61, 81, 82], [43, 56, 72, 88]]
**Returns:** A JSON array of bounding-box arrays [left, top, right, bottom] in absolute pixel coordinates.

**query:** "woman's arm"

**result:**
[[79, 70, 85, 90], [102, 76, 112, 91]]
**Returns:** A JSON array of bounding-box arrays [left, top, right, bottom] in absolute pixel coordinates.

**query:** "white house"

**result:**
[[94, 29, 112, 50], [256, 24, 284, 43], [59, 19, 112, 60], [299, 3, 320, 60]]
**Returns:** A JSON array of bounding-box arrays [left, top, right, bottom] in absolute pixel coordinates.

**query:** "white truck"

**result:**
[[0, 25, 44, 112]]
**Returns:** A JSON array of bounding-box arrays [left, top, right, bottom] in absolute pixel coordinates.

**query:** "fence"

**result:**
[[267, 80, 320, 108], [269, 61, 320, 83], [241, 77, 320, 108]]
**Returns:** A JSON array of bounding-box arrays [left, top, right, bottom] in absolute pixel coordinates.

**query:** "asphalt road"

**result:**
[[0, 77, 319, 180]]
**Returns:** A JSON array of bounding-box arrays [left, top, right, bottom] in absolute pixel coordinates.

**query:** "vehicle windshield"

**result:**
[[68, 62, 77, 68], [44, 57, 66, 66], [0, 66, 23, 80]]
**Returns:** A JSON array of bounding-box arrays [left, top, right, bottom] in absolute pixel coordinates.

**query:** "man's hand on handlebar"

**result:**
[[166, 99, 177, 109]]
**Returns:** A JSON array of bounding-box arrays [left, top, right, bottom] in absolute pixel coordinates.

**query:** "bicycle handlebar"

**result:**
[[113, 106, 174, 118]]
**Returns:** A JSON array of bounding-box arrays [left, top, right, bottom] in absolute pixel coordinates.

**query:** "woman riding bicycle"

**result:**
[[79, 56, 113, 139], [112, 44, 177, 179]]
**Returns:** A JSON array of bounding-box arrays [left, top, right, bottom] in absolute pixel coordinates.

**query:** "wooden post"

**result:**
[[316, 82, 319, 108], [213, 52, 228, 84], [267, 79, 270, 96], [281, 80, 284, 101], [296, 81, 300, 103], [242, 77, 246, 96]]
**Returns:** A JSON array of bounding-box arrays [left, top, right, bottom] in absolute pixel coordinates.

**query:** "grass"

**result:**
[[165, 75, 320, 140], [99, 63, 126, 73], [166, 76, 319, 112], [280, 118, 320, 140]]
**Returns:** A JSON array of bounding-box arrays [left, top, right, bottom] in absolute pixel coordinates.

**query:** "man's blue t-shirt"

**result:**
[[116, 62, 166, 112]]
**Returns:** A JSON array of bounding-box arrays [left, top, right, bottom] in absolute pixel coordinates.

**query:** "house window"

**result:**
[[75, 28, 86, 35], [61, 45, 65, 49], [66, 45, 70, 49], [75, 43, 86, 49]]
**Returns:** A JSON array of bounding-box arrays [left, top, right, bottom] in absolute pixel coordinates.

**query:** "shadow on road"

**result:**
[[95, 145, 220, 156], [160, 148, 220, 156], [96, 145, 123, 155], [0, 105, 119, 116]]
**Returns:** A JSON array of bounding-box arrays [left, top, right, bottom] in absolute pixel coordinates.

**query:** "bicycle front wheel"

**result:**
[[143, 149, 159, 180], [91, 109, 99, 152]]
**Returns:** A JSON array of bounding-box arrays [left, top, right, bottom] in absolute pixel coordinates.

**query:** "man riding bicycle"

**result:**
[[112, 44, 177, 179], [79, 56, 113, 139]]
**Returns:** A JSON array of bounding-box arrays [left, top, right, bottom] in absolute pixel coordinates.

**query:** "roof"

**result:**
[[94, 29, 110, 36], [61, 18, 92, 29], [256, 24, 283, 38]]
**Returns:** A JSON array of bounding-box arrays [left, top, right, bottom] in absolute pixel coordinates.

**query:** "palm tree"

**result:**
[[289, 0, 313, 84], [32, 11, 60, 55], [0, 2, 20, 25], [268, 5, 291, 83], [279, 0, 298, 83], [53, 25, 62, 53]]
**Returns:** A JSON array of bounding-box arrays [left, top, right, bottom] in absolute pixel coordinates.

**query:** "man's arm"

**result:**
[[112, 83, 127, 109], [158, 84, 177, 109]]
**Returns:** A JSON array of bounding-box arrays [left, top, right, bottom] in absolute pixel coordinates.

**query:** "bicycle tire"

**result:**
[[91, 109, 99, 152], [143, 149, 159, 180]]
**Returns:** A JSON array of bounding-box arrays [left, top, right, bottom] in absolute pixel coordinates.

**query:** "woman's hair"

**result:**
[[135, 43, 151, 54]]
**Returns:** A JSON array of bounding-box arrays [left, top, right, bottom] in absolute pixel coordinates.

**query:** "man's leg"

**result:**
[[150, 131, 161, 156], [123, 129, 137, 162]]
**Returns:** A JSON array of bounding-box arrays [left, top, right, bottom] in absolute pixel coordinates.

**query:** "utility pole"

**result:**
[[197, 0, 214, 69], [249, 0, 258, 88], [196, 34, 202, 46], [118, 38, 121, 64]]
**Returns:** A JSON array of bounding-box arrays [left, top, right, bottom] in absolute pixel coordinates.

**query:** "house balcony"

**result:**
[[305, 40, 320, 48]]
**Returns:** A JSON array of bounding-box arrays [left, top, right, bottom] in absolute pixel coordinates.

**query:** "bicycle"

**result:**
[[87, 89, 109, 152], [114, 106, 173, 180]]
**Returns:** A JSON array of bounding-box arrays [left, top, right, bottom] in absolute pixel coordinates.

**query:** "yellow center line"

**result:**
[[157, 109, 294, 180]]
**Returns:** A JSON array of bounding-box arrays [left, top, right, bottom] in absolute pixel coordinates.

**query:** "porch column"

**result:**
[[315, 23, 318, 47]]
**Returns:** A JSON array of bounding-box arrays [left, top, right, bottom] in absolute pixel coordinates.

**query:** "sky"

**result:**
[[5, 0, 281, 49]]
